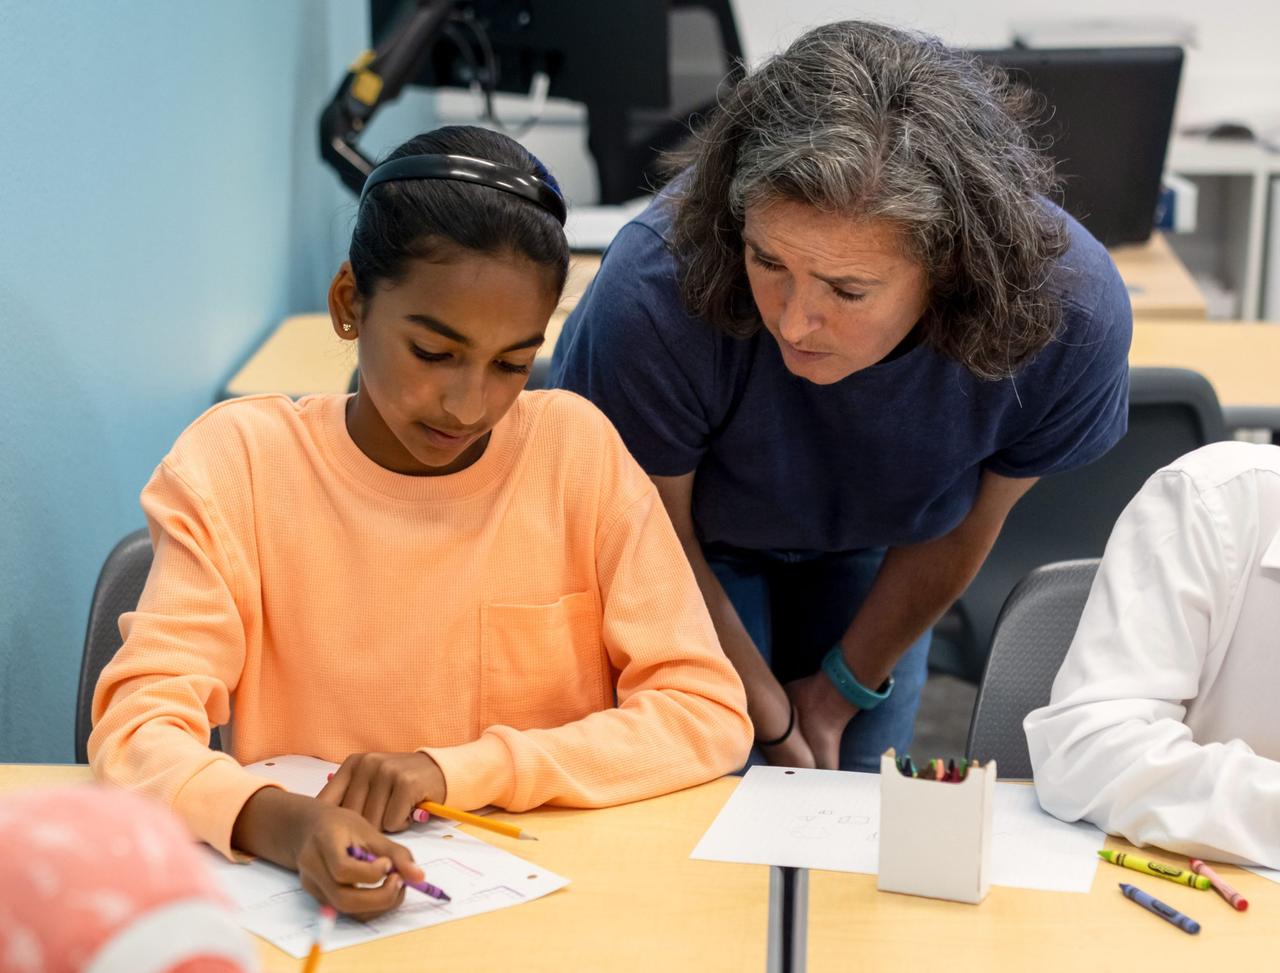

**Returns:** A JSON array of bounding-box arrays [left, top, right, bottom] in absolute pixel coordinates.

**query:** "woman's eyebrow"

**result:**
[[742, 236, 883, 288]]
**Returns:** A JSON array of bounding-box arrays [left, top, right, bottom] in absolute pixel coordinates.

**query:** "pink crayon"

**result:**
[[1189, 859, 1248, 911], [346, 845, 450, 902]]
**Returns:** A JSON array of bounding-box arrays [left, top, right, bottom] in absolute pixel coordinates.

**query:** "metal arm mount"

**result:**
[[319, 0, 460, 196]]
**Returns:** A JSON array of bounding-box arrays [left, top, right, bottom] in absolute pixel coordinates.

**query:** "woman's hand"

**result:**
[[317, 751, 447, 832], [232, 788, 424, 920], [786, 674, 858, 770]]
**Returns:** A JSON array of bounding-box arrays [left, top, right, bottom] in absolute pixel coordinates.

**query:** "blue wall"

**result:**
[[0, 1, 375, 761]]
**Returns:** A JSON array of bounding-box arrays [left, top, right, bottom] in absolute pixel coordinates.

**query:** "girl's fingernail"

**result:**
[[411, 809, 429, 824], [392, 875, 403, 889]]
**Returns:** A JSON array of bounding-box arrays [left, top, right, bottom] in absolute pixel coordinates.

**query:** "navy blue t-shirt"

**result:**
[[551, 195, 1131, 552]]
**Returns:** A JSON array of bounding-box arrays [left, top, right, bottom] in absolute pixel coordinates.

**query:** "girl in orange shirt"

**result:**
[[90, 126, 751, 919]]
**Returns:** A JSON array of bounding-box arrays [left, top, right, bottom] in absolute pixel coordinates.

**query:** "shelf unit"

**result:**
[[1166, 135, 1280, 320]]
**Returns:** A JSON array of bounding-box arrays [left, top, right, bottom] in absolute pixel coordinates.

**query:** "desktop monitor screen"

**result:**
[[971, 46, 1183, 246], [369, 0, 670, 110]]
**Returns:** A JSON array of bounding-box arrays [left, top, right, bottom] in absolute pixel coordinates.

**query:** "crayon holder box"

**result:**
[[876, 749, 996, 904]]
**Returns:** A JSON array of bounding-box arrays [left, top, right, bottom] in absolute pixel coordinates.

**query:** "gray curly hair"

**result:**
[[663, 21, 1068, 380]]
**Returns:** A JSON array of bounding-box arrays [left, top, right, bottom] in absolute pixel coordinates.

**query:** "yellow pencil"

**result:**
[[324, 771, 538, 840], [412, 801, 538, 840], [301, 905, 337, 973]]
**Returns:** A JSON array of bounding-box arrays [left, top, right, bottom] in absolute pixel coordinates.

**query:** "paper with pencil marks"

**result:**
[[201, 755, 567, 956]]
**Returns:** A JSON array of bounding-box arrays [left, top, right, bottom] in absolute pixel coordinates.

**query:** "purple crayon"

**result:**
[[346, 845, 451, 902]]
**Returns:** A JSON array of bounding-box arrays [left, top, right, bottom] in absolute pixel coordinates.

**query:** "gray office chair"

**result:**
[[966, 558, 1100, 778], [932, 366, 1226, 683], [76, 531, 228, 763], [76, 529, 153, 762]]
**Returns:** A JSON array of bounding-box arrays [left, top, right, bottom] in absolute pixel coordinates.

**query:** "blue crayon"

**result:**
[[1119, 883, 1200, 934]]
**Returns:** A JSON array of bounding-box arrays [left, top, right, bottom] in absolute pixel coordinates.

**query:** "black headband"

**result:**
[[358, 153, 567, 225]]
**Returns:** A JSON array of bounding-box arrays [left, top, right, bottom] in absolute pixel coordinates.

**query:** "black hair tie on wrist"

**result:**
[[756, 703, 796, 748]]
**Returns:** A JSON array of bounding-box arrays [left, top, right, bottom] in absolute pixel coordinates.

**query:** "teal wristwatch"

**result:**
[[821, 646, 895, 710]]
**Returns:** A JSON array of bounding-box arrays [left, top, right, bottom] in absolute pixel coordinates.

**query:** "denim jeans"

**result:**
[[705, 543, 931, 773]]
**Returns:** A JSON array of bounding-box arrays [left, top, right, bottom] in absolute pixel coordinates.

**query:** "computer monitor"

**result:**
[[371, 1, 670, 109], [971, 46, 1183, 246], [370, 1, 707, 203], [367, 1, 744, 203]]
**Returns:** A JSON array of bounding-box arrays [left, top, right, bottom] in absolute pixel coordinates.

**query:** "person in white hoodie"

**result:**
[[1026, 441, 1280, 868]]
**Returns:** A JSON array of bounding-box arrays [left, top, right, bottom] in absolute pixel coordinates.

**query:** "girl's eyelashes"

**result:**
[[833, 289, 866, 303], [412, 345, 531, 376]]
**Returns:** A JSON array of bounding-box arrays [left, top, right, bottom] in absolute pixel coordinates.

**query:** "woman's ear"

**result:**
[[328, 262, 362, 341]]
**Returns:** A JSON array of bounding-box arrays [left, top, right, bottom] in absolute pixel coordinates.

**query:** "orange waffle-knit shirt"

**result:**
[[90, 391, 751, 857]]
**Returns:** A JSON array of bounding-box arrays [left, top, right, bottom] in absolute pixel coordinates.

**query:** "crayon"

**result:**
[[1119, 883, 1200, 934], [1098, 850, 1211, 890], [346, 846, 450, 901], [1189, 859, 1248, 911]]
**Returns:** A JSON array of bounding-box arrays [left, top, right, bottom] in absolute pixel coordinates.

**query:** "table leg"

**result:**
[[767, 866, 808, 973], [791, 867, 808, 972]]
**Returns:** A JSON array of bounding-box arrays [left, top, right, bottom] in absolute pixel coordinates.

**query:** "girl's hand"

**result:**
[[233, 789, 424, 921], [758, 728, 818, 769], [317, 751, 447, 832]]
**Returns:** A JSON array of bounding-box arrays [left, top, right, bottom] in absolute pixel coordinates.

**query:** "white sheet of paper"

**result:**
[[244, 753, 336, 796], [690, 765, 1104, 893], [213, 754, 565, 955], [1247, 865, 1280, 884], [204, 823, 568, 957]]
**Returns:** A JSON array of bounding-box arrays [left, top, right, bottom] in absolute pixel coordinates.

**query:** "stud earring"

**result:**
[[342, 321, 353, 333]]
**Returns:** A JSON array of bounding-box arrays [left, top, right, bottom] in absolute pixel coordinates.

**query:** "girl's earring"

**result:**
[[341, 321, 353, 333]]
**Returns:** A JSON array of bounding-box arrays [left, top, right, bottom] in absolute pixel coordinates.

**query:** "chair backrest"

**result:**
[[75, 529, 153, 763], [941, 366, 1225, 682], [966, 559, 1100, 778]]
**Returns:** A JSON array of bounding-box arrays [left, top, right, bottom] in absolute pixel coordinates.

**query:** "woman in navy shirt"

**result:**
[[553, 21, 1131, 771]]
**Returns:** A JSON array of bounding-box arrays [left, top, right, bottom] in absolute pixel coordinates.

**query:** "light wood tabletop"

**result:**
[[0, 765, 767, 973], [1110, 232, 1207, 321], [804, 830, 1278, 971], [1131, 320, 1280, 424]]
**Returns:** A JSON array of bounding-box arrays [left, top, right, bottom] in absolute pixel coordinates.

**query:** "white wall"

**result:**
[[399, 2, 1280, 206], [731, 0, 1280, 128]]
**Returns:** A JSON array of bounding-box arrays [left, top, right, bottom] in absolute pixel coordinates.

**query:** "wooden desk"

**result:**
[[804, 833, 1278, 971], [1110, 232, 1207, 321], [1131, 320, 1280, 426], [223, 254, 601, 399], [0, 765, 767, 973]]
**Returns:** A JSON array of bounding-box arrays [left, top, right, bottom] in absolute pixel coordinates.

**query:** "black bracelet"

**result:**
[[756, 703, 796, 748]]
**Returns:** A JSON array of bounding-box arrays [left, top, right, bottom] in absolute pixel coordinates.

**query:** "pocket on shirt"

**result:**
[[479, 590, 607, 730]]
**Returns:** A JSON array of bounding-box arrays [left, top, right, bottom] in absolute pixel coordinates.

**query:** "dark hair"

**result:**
[[663, 21, 1069, 380], [350, 125, 570, 301]]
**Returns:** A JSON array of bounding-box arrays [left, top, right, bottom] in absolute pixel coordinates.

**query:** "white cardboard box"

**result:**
[[876, 750, 996, 904]]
